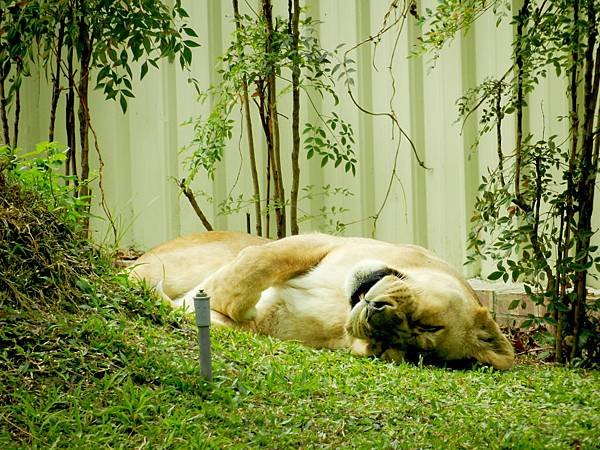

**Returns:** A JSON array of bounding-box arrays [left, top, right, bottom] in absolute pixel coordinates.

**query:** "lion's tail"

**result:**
[[153, 279, 174, 304], [155, 279, 197, 313]]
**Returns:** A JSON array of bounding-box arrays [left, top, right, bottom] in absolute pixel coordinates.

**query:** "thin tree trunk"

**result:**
[[233, 0, 262, 236], [0, 3, 8, 145], [557, 0, 581, 362], [49, 20, 65, 142], [513, 0, 554, 315], [244, 84, 263, 236], [0, 65, 10, 145], [11, 83, 20, 148], [65, 43, 77, 182], [262, 0, 286, 238], [77, 14, 91, 199], [269, 80, 286, 238], [76, 3, 93, 235], [531, 153, 554, 291], [513, 0, 530, 211], [571, 0, 599, 360], [290, 0, 301, 235], [554, 205, 566, 359], [255, 79, 272, 238], [178, 179, 214, 231], [265, 130, 272, 238], [592, 44, 600, 171], [495, 81, 505, 188]]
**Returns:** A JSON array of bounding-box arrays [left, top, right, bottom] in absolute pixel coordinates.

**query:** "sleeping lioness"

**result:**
[[129, 231, 514, 369]]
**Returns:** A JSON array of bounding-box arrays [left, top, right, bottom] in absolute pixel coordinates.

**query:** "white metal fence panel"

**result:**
[[17, 0, 600, 283]]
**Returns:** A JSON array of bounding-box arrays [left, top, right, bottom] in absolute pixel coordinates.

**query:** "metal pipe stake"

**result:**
[[193, 289, 212, 381]]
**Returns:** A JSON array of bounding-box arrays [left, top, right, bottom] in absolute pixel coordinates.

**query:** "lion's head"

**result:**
[[345, 261, 514, 369]]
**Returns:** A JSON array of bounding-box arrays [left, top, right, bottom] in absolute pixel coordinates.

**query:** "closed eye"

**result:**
[[417, 324, 444, 333]]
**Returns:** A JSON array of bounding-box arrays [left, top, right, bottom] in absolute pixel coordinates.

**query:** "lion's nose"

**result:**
[[369, 300, 392, 311], [365, 300, 393, 322]]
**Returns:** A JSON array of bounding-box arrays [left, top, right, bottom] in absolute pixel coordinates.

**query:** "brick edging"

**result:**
[[468, 279, 600, 327]]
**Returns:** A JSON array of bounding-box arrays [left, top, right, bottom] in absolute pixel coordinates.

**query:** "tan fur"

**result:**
[[129, 231, 514, 369], [129, 231, 269, 299]]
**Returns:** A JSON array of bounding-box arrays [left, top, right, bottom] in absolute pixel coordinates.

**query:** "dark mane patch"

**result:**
[[350, 268, 405, 307]]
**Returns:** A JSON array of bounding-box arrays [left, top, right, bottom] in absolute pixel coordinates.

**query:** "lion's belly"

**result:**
[[253, 283, 352, 349]]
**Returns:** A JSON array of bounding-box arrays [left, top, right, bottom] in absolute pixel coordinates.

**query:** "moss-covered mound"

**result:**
[[0, 169, 186, 444], [0, 170, 95, 309]]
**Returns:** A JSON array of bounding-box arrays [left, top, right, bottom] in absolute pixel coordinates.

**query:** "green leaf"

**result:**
[[143, 36, 152, 53], [554, 62, 561, 77], [96, 66, 111, 85], [521, 319, 534, 328], [140, 62, 149, 80], [508, 299, 521, 310], [182, 46, 192, 66], [108, 47, 118, 63], [119, 94, 128, 114], [487, 271, 504, 281], [183, 27, 198, 37]]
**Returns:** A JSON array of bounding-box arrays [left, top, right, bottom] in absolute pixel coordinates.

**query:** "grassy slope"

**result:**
[[2, 289, 599, 450]]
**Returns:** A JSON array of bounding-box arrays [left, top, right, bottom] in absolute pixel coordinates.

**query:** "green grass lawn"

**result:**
[[2, 285, 599, 450]]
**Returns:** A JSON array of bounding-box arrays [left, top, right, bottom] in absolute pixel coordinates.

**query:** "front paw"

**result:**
[[355, 340, 406, 363], [235, 306, 257, 321], [381, 347, 406, 363], [202, 275, 257, 322]]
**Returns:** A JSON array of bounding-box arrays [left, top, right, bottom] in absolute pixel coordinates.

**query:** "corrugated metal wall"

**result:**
[[18, 0, 599, 281]]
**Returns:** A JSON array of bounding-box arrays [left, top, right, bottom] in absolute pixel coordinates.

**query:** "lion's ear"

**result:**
[[470, 307, 515, 370]]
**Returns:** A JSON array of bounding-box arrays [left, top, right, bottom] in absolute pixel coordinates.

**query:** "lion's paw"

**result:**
[[202, 276, 258, 323], [381, 348, 406, 363]]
